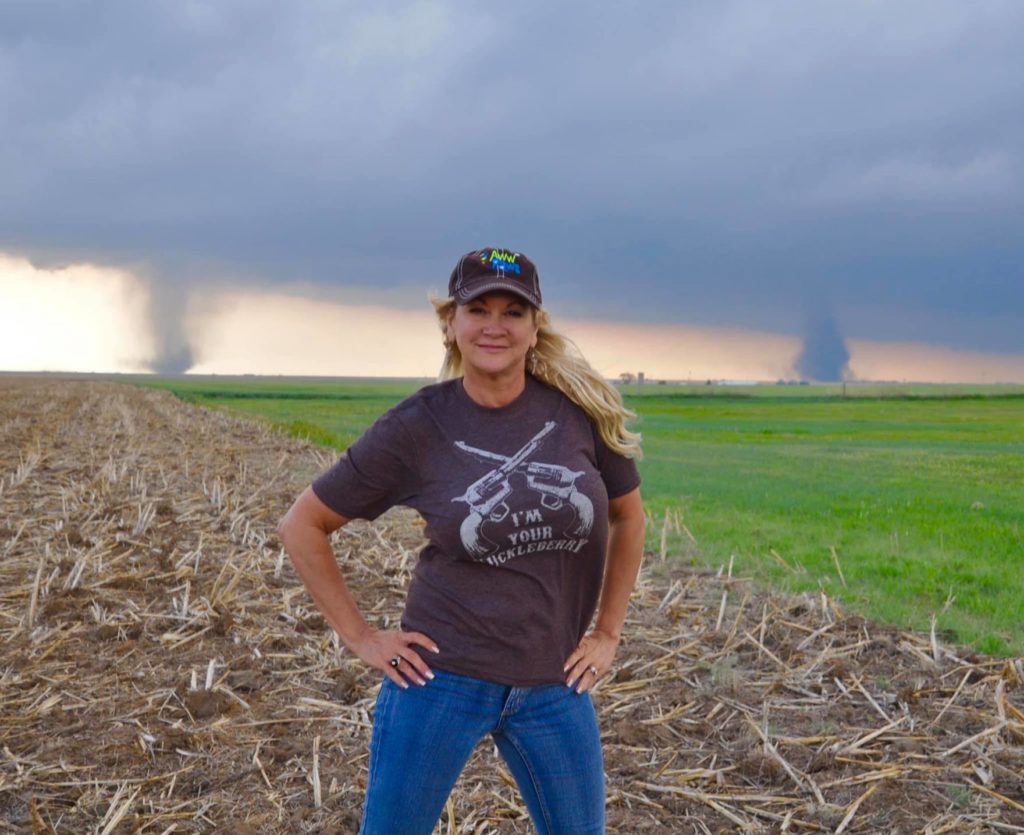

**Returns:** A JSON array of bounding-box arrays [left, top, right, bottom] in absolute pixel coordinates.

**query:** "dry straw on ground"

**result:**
[[1, 378, 1022, 834]]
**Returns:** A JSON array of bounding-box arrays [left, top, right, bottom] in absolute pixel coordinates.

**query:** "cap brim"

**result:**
[[453, 279, 540, 306]]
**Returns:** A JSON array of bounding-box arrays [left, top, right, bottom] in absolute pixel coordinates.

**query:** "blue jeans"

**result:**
[[358, 667, 605, 834]]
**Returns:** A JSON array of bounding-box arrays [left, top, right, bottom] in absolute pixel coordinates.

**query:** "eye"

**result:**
[[505, 308, 525, 318]]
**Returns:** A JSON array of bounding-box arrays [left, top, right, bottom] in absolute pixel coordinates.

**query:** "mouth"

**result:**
[[476, 344, 508, 352]]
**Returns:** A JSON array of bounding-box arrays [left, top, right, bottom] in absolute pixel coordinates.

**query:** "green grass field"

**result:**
[[135, 376, 1024, 656]]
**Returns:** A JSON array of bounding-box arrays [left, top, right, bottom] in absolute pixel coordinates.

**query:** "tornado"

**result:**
[[795, 309, 851, 382], [144, 278, 195, 375]]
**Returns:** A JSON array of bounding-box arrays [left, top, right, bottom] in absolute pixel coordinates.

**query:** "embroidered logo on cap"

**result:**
[[481, 249, 522, 276]]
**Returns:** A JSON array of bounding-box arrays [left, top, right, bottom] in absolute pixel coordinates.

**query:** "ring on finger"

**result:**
[[588, 665, 599, 676], [390, 656, 402, 668]]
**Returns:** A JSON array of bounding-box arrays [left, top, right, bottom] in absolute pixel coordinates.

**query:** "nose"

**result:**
[[481, 314, 507, 333]]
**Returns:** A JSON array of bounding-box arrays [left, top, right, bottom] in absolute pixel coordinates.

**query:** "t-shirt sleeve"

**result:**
[[593, 424, 642, 499], [311, 408, 419, 521]]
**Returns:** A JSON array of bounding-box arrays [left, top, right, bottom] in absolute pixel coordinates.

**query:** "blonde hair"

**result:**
[[431, 297, 643, 459]]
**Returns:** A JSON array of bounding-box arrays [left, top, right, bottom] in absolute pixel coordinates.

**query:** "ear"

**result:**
[[445, 314, 455, 344]]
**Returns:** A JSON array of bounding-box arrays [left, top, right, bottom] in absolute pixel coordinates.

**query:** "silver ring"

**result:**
[[390, 656, 401, 668], [588, 665, 598, 676]]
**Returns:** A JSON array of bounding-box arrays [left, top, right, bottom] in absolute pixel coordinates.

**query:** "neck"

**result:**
[[461, 368, 528, 408]]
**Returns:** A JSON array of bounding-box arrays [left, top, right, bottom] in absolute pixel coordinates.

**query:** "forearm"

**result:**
[[594, 513, 646, 639], [280, 523, 372, 648]]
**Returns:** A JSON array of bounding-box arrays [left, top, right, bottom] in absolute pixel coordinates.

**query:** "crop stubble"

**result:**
[[0, 378, 1022, 833]]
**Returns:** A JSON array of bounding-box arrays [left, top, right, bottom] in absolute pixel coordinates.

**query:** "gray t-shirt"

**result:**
[[312, 375, 641, 686]]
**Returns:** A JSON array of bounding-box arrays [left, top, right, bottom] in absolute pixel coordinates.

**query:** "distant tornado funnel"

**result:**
[[144, 279, 195, 374], [795, 309, 850, 382]]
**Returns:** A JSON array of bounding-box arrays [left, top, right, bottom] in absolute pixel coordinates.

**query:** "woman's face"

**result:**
[[446, 291, 539, 382]]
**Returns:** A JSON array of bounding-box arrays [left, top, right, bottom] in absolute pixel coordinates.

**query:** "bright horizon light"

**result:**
[[2, 252, 1024, 383], [0, 254, 154, 373]]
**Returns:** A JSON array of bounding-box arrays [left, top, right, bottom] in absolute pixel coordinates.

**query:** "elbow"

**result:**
[[277, 487, 347, 558], [276, 507, 298, 551], [609, 507, 646, 534], [276, 499, 333, 562], [276, 512, 312, 575]]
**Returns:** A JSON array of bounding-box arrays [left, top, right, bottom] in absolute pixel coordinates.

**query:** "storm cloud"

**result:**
[[1, 1, 1022, 373]]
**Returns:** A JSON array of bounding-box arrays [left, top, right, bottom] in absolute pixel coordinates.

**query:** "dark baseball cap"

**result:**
[[448, 248, 542, 307]]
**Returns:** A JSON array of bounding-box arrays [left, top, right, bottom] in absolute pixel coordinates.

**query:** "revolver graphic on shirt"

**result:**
[[454, 427, 594, 543], [452, 422, 557, 557]]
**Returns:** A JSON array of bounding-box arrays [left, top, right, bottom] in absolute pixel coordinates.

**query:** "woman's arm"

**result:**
[[595, 486, 647, 639], [563, 486, 646, 691], [277, 487, 439, 688]]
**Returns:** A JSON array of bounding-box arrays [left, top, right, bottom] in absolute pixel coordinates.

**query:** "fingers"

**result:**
[[382, 632, 438, 688], [385, 654, 422, 689], [562, 649, 582, 675], [382, 651, 423, 689], [384, 658, 411, 689], [394, 651, 434, 686], [562, 638, 591, 677], [564, 631, 615, 692], [405, 631, 441, 656], [565, 661, 606, 693]]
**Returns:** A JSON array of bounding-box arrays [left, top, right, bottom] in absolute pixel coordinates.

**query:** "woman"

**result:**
[[278, 247, 646, 834]]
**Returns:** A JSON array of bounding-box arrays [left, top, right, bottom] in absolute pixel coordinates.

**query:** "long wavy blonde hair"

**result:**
[[431, 297, 643, 459]]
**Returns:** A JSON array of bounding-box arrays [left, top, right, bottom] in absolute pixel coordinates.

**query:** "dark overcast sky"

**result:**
[[2, 0, 1022, 360]]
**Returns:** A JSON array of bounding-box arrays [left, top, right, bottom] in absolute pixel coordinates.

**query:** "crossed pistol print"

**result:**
[[451, 421, 595, 559]]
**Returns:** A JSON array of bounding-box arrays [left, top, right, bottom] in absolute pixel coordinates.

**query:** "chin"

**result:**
[[468, 358, 526, 377]]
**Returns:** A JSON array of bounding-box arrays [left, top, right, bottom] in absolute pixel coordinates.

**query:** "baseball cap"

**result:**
[[448, 248, 542, 307]]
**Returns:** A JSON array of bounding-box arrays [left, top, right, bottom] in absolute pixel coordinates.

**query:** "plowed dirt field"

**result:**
[[2, 378, 1022, 833]]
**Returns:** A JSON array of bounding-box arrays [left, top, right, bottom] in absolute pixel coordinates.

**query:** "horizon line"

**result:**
[[4, 369, 1024, 388]]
